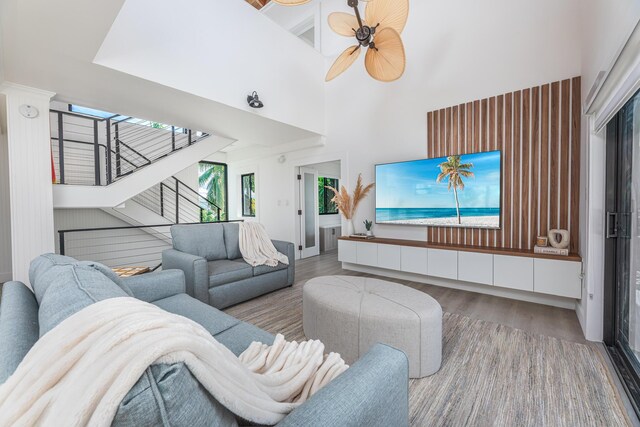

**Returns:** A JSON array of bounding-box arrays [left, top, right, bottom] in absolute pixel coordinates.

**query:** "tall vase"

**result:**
[[345, 219, 354, 236]]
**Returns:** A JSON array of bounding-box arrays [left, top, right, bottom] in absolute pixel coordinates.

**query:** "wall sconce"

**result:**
[[247, 91, 264, 108]]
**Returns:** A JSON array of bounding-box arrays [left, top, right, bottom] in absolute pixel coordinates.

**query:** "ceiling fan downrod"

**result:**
[[347, 0, 377, 47]]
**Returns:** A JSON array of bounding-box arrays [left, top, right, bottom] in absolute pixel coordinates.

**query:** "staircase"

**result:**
[[133, 176, 224, 223], [50, 107, 235, 208]]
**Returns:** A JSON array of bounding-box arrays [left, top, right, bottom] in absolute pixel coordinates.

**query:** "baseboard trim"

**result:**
[[342, 262, 577, 310]]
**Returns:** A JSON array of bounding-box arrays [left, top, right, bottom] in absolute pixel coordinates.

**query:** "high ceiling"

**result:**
[[0, 0, 324, 155]]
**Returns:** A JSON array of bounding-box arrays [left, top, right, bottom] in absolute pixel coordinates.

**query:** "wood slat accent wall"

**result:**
[[426, 77, 581, 252]]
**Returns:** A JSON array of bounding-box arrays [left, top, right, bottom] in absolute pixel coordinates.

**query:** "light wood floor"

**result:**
[[225, 250, 631, 426], [290, 250, 586, 344]]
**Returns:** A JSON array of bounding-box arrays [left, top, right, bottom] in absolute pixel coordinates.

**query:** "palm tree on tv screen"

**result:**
[[436, 155, 474, 224]]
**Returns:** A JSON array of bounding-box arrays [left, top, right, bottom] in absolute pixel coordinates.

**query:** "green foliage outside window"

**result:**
[[199, 162, 228, 221], [319, 177, 339, 215], [242, 173, 256, 217]]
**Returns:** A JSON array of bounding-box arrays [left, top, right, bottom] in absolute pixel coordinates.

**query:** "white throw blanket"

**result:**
[[0, 297, 348, 427], [239, 222, 290, 267]]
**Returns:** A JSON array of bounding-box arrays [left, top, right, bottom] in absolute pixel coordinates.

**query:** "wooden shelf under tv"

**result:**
[[337, 236, 581, 262]]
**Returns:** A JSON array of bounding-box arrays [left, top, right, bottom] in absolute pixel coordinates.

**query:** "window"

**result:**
[[198, 162, 228, 222], [68, 104, 128, 121], [319, 177, 339, 215], [241, 173, 256, 217], [68, 104, 188, 133]]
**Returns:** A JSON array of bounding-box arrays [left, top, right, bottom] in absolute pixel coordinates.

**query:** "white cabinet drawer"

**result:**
[[427, 249, 458, 280], [378, 244, 401, 270], [338, 240, 357, 263], [401, 246, 429, 275], [534, 259, 582, 298], [493, 255, 533, 291], [357, 243, 378, 267], [458, 251, 493, 285]]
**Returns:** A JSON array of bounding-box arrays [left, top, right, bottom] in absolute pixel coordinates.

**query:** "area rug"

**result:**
[[225, 284, 631, 426], [410, 312, 629, 426]]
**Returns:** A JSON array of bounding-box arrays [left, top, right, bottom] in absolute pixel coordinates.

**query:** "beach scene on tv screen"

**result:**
[[376, 151, 501, 228]]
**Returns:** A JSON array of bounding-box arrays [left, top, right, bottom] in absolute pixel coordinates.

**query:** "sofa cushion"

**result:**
[[78, 261, 134, 296], [153, 293, 240, 336], [33, 261, 129, 336], [28, 253, 79, 302], [0, 282, 39, 385], [171, 223, 227, 261], [253, 262, 288, 277], [208, 259, 253, 288], [29, 254, 133, 299], [115, 364, 238, 427], [223, 223, 242, 260]]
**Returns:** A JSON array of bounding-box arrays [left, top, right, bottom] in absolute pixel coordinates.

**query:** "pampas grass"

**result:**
[[325, 174, 375, 220]]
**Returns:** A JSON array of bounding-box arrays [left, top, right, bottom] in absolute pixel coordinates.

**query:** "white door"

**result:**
[[298, 167, 319, 258]]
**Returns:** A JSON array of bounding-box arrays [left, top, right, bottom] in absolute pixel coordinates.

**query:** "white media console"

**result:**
[[338, 237, 583, 306]]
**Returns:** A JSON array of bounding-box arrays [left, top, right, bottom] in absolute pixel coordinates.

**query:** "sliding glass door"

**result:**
[[605, 90, 640, 413]]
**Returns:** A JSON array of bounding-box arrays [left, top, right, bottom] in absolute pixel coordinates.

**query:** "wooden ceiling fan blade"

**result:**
[[326, 45, 361, 82], [365, 0, 409, 33], [271, 0, 311, 5], [365, 28, 405, 82], [328, 12, 360, 37]]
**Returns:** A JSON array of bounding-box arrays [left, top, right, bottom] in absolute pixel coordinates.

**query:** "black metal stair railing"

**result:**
[[133, 176, 224, 223], [50, 109, 210, 186]]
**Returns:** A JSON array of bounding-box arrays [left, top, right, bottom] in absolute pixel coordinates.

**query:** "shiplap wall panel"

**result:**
[[53, 208, 171, 268], [504, 93, 513, 248], [0, 131, 12, 282], [426, 77, 581, 252], [2, 85, 56, 286], [570, 77, 581, 253]]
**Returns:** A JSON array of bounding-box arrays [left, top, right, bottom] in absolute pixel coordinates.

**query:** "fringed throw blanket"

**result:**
[[0, 298, 348, 426], [239, 222, 289, 267]]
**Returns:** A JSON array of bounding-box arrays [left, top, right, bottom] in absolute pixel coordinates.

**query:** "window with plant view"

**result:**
[[242, 173, 256, 217], [319, 177, 339, 215], [198, 162, 228, 222]]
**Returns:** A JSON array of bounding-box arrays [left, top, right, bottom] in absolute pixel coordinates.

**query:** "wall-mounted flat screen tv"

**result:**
[[375, 150, 501, 229]]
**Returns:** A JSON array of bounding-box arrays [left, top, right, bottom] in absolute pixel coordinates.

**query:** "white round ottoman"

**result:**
[[303, 275, 442, 378]]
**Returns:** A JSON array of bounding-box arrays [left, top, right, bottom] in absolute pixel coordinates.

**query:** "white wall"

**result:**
[[577, 0, 640, 341], [0, 94, 11, 282], [227, 0, 582, 246], [580, 0, 640, 104], [228, 162, 261, 222], [94, 0, 325, 136], [262, 2, 322, 52], [174, 164, 199, 191]]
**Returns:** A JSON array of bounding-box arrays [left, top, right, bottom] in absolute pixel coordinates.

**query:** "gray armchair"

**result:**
[[162, 223, 295, 309]]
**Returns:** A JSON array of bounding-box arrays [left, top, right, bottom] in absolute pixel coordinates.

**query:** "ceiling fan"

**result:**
[[271, 0, 409, 82]]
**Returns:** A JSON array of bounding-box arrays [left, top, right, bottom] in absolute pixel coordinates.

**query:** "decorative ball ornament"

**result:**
[[19, 104, 39, 119]]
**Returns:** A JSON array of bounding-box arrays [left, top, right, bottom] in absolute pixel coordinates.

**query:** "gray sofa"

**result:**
[[0, 254, 409, 426], [163, 223, 295, 309]]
